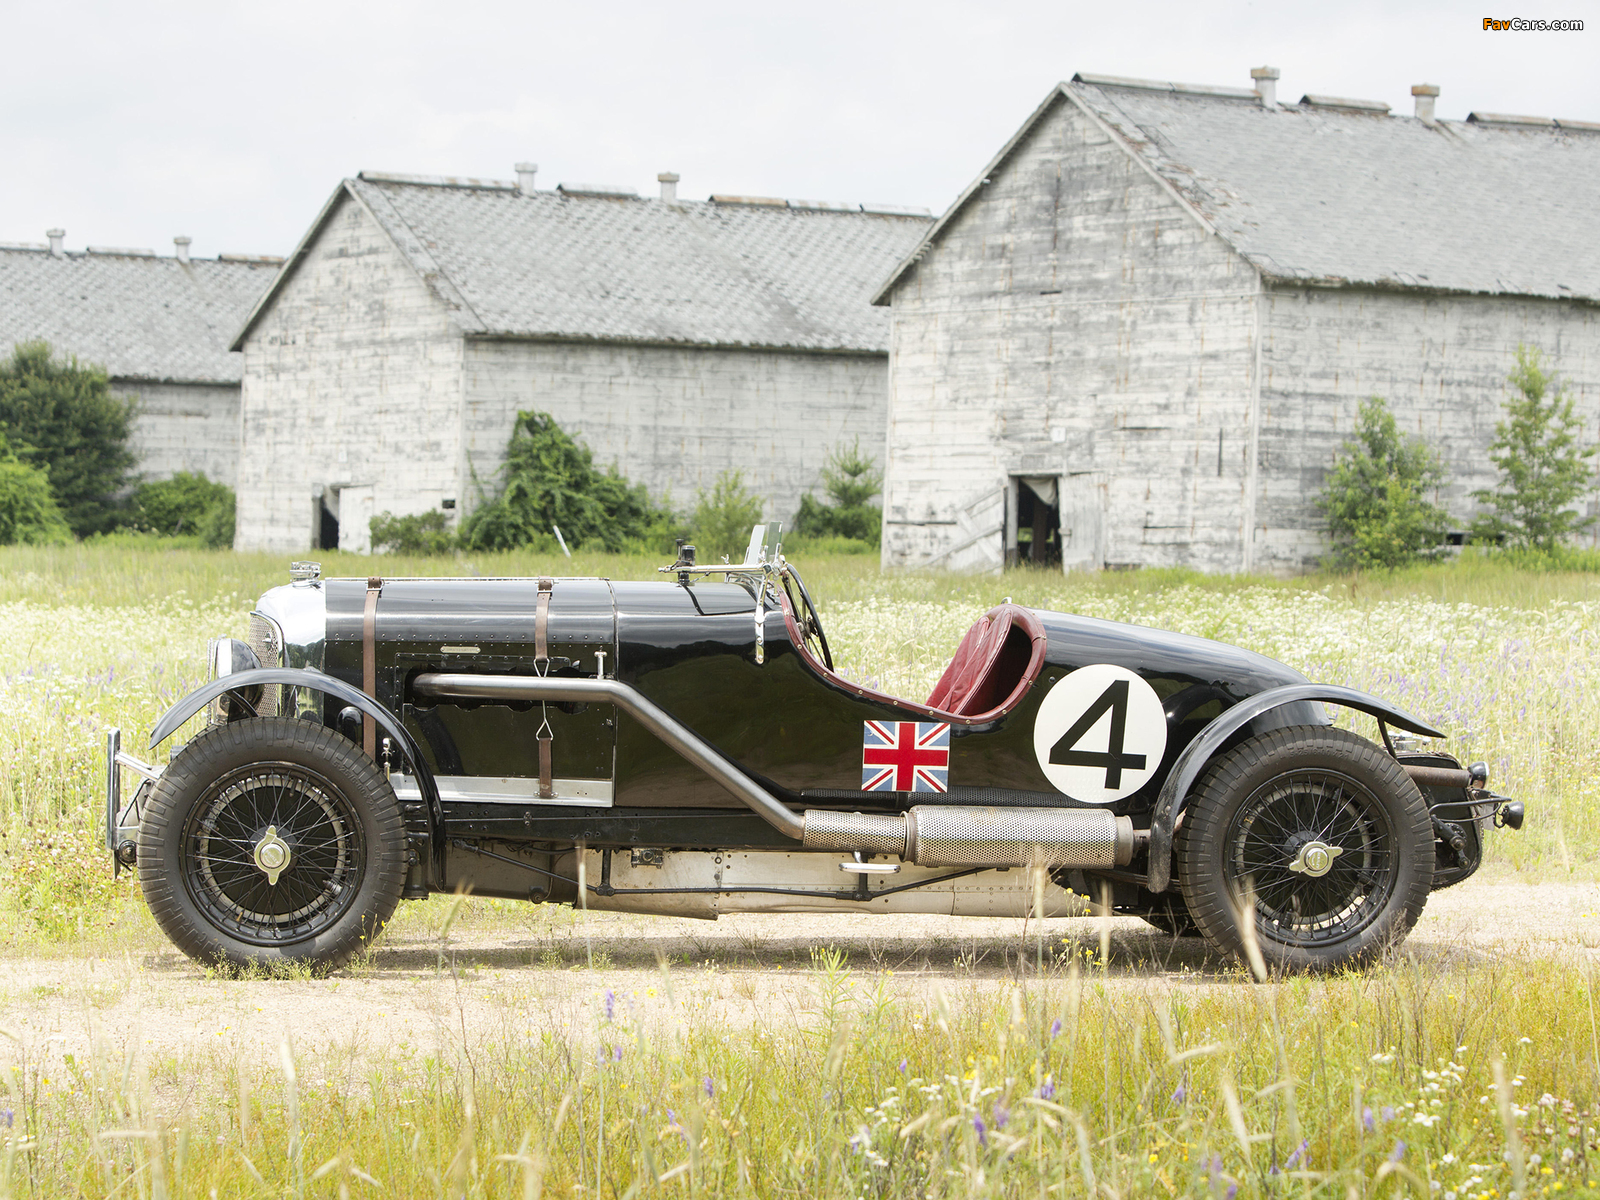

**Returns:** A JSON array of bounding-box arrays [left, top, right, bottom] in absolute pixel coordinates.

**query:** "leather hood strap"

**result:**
[[362, 576, 382, 761]]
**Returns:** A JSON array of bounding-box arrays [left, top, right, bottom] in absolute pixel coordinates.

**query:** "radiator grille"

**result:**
[[247, 613, 281, 718]]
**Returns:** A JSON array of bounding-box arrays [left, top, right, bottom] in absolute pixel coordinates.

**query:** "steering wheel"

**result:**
[[781, 562, 834, 671]]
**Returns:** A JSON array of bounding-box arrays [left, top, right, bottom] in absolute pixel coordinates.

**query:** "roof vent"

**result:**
[[218, 252, 287, 265], [709, 194, 786, 208], [1300, 93, 1391, 114], [1556, 118, 1600, 132], [1072, 71, 1256, 100], [515, 162, 538, 192], [1250, 66, 1280, 109], [1412, 84, 1440, 124], [861, 202, 933, 218], [46, 228, 64, 258], [87, 245, 157, 257], [658, 172, 680, 202], [174, 235, 192, 264], [1467, 111, 1556, 128], [788, 199, 858, 212], [357, 170, 518, 191], [556, 182, 640, 198]]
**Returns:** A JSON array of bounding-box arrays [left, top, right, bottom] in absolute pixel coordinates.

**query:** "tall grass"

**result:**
[[4, 945, 1598, 1197]]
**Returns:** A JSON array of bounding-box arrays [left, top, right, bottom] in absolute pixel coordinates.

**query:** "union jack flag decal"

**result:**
[[861, 721, 951, 793]]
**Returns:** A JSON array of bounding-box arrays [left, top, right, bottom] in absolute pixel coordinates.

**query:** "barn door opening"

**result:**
[[1007, 476, 1060, 567], [316, 488, 340, 551]]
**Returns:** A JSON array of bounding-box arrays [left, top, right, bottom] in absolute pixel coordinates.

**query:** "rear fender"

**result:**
[[1145, 684, 1445, 892], [148, 667, 444, 879]]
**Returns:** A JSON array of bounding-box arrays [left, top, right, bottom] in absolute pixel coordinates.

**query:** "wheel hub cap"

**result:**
[[253, 825, 292, 885], [1287, 839, 1343, 878]]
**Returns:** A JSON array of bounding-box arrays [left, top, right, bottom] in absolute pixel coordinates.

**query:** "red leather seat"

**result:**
[[925, 605, 1045, 717]]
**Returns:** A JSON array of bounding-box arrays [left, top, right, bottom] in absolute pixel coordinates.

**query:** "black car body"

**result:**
[[107, 533, 1521, 971]]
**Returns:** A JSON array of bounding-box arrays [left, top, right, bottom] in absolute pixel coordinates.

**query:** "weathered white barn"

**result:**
[[231, 169, 930, 553], [0, 232, 279, 487], [875, 71, 1600, 574]]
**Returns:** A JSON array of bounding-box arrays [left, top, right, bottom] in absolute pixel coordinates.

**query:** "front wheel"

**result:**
[[137, 717, 406, 970], [1176, 725, 1433, 973]]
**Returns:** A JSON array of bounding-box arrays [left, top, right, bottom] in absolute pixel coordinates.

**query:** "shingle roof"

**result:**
[[875, 76, 1600, 305], [0, 248, 276, 382], [236, 177, 932, 353]]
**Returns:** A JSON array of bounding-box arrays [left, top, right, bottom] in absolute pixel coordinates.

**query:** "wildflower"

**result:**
[[603, 989, 614, 1021], [1226, 1184, 1237, 1200], [993, 1104, 1010, 1131], [1285, 1139, 1308, 1169], [973, 1113, 988, 1147], [1172, 1082, 1187, 1104], [1364, 1106, 1376, 1132], [1037, 1078, 1056, 1101], [0, 1109, 11, 1128], [1050, 1018, 1062, 1039], [1382, 1106, 1395, 1123], [1389, 1140, 1407, 1163], [613, 1045, 624, 1062], [898, 1059, 908, 1074], [703, 1076, 714, 1098]]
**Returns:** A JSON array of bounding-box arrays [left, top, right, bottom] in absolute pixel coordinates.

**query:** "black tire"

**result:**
[[138, 717, 406, 970], [1140, 892, 1200, 938], [1175, 725, 1433, 973]]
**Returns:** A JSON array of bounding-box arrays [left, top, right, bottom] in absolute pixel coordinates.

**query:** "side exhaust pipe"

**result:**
[[801, 806, 1136, 868], [413, 673, 1136, 869]]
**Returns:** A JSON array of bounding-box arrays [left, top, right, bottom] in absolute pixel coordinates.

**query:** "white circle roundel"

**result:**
[[1032, 664, 1167, 804]]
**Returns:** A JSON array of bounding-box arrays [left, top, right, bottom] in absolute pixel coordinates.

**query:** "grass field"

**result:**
[[2, 542, 1599, 1197]]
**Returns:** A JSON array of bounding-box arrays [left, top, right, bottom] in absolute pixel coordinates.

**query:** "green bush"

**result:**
[[692, 469, 765, 562], [1471, 344, 1597, 552], [793, 439, 882, 546], [460, 411, 675, 553], [1318, 395, 1449, 569], [0, 434, 71, 544], [0, 341, 136, 536], [124, 471, 235, 548], [371, 510, 454, 555]]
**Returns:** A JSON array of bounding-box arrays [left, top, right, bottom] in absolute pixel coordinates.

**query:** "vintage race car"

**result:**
[[105, 526, 1522, 973]]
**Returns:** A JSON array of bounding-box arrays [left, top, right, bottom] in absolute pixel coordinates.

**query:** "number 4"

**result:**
[[1049, 679, 1147, 788]]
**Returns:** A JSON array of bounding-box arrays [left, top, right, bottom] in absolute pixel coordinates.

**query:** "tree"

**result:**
[[0, 433, 70, 545], [793, 439, 884, 546], [692, 470, 765, 561], [459, 410, 673, 552], [0, 341, 137, 536], [1318, 395, 1449, 569], [1471, 344, 1597, 552]]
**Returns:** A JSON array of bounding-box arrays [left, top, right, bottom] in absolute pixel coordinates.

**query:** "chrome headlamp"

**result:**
[[207, 637, 263, 723]]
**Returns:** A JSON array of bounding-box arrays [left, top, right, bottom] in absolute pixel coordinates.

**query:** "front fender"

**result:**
[[148, 667, 443, 877], [1145, 684, 1445, 892]]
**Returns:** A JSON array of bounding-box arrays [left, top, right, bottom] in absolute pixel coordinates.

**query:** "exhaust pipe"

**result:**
[[412, 672, 1136, 869], [801, 806, 1135, 868]]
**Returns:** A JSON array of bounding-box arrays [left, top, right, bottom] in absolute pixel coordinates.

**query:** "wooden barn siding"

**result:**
[[461, 340, 887, 525], [882, 94, 1260, 573], [119, 380, 239, 488], [1256, 288, 1600, 571], [235, 194, 463, 553]]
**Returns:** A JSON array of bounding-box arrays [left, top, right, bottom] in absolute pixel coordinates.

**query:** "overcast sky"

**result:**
[[3, 0, 1596, 258]]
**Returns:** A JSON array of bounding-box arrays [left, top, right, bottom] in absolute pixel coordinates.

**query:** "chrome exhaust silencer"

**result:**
[[800, 806, 1135, 868]]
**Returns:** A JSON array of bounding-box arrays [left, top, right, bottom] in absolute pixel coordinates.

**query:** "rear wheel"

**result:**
[[1176, 726, 1432, 972], [138, 717, 405, 970]]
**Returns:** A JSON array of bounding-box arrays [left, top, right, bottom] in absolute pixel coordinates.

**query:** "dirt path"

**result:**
[[3, 874, 1596, 1082]]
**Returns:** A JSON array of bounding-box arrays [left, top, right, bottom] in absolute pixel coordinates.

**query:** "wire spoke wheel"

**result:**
[[139, 717, 406, 970], [1226, 768, 1396, 949], [1176, 725, 1433, 972], [184, 762, 365, 946]]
